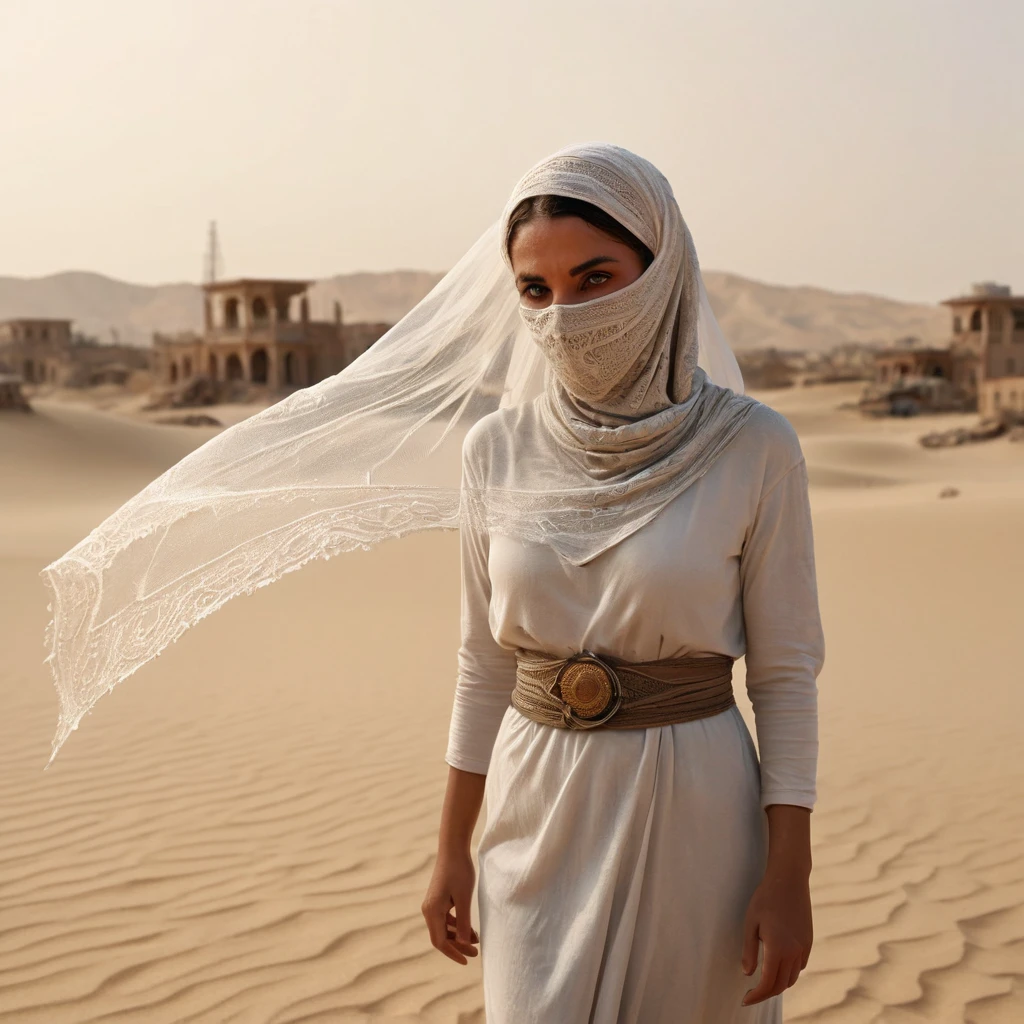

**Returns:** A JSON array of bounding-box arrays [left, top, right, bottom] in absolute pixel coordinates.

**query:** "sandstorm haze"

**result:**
[[2, 0, 1022, 302], [2, 4, 1024, 1022]]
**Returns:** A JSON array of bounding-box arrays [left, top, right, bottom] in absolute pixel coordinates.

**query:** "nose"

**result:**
[[549, 288, 590, 307]]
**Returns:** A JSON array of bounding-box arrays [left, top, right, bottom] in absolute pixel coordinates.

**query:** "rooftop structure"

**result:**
[[943, 283, 1024, 416], [942, 282, 1024, 347]]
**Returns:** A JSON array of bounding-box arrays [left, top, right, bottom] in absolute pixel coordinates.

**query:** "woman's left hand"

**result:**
[[740, 865, 813, 1006]]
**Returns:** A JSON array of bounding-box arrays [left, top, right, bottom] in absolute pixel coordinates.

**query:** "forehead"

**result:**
[[509, 216, 632, 269]]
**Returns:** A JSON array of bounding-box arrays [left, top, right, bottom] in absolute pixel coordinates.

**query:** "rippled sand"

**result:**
[[0, 386, 1021, 1022]]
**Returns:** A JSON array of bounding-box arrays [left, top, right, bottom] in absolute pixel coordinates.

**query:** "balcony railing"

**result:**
[[207, 321, 309, 343]]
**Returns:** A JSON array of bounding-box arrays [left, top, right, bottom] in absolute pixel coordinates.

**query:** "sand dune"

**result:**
[[1, 385, 1022, 1021], [704, 274, 948, 353]]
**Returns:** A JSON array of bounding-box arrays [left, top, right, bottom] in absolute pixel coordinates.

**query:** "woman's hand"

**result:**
[[741, 803, 813, 1006], [421, 849, 480, 965], [423, 766, 485, 964], [740, 866, 812, 1004]]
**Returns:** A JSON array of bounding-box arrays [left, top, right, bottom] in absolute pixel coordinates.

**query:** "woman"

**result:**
[[421, 146, 824, 1021], [42, 143, 821, 1022]]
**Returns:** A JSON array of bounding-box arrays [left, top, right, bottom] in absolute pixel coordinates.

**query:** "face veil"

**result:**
[[40, 142, 756, 762]]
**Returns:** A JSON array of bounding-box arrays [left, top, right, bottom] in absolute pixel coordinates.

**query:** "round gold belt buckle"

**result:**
[[555, 650, 622, 729]]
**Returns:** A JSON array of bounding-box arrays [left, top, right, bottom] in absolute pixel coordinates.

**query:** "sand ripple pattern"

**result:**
[[774, 495, 1024, 1022], [1, 543, 486, 1023], [3, 395, 1024, 1022]]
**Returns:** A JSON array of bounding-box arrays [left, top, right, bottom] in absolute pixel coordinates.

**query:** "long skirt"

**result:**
[[476, 703, 780, 1023]]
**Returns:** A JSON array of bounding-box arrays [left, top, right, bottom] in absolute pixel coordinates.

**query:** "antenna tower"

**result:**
[[203, 220, 224, 283]]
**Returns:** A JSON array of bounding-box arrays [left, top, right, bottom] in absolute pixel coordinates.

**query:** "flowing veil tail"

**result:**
[[41, 220, 543, 763]]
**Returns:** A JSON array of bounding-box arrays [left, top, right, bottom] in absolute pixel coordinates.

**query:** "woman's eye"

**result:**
[[583, 272, 611, 289], [524, 284, 547, 299]]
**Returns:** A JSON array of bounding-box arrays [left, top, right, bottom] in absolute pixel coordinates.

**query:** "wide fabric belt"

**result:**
[[511, 648, 736, 731]]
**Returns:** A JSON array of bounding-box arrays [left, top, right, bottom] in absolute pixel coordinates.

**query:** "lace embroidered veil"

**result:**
[[41, 143, 751, 763]]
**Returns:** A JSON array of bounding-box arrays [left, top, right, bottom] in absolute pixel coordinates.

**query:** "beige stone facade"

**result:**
[[943, 283, 1024, 415], [869, 343, 976, 413], [874, 347, 955, 386], [977, 376, 1024, 417], [152, 279, 388, 390], [0, 318, 73, 384], [0, 319, 150, 388]]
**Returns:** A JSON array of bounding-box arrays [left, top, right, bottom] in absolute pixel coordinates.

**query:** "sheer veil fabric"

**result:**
[[41, 142, 756, 762]]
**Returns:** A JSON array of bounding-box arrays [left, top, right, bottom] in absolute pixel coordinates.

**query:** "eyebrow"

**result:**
[[569, 255, 618, 277], [516, 255, 619, 285]]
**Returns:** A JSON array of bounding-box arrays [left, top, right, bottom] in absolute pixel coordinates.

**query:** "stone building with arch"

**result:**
[[152, 279, 388, 390], [942, 283, 1024, 416]]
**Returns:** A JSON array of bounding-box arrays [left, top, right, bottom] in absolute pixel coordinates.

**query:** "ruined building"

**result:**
[[0, 317, 150, 387], [870, 283, 1024, 415], [944, 283, 1024, 416], [152, 279, 388, 389], [0, 318, 73, 384]]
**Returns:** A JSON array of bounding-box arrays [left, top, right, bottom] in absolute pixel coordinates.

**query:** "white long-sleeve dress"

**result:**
[[445, 399, 825, 1023]]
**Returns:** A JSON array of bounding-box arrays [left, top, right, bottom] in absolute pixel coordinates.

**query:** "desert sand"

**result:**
[[0, 385, 1021, 1022]]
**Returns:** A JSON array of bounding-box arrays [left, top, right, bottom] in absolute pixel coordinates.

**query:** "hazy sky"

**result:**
[[2, 0, 1021, 302]]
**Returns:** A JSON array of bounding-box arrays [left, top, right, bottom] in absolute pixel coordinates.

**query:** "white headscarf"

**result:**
[[463, 143, 757, 564], [505, 144, 704, 419], [41, 142, 755, 762]]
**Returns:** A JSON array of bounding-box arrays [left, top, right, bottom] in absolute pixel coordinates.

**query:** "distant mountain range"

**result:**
[[0, 269, 950, 353]]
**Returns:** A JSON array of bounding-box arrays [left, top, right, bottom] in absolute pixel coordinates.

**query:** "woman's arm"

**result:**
[[421, 766, 485, 964], [741, 804, 813, 1004], [423, 431, 518, 963], [737, 448, 825, 1005], [443, 438, 520, 776]]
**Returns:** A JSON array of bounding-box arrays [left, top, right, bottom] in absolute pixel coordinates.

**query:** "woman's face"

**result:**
[[509, 215, 647, 310]]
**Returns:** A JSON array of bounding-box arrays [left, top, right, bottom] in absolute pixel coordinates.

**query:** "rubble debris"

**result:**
[[862, 376, 971, 417], [0, 373, 31, 411], [920, 412, 1022, 448], [154, 413, 223, 427], [920, 427, 972, 448], [143, 375, 252, 410]]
